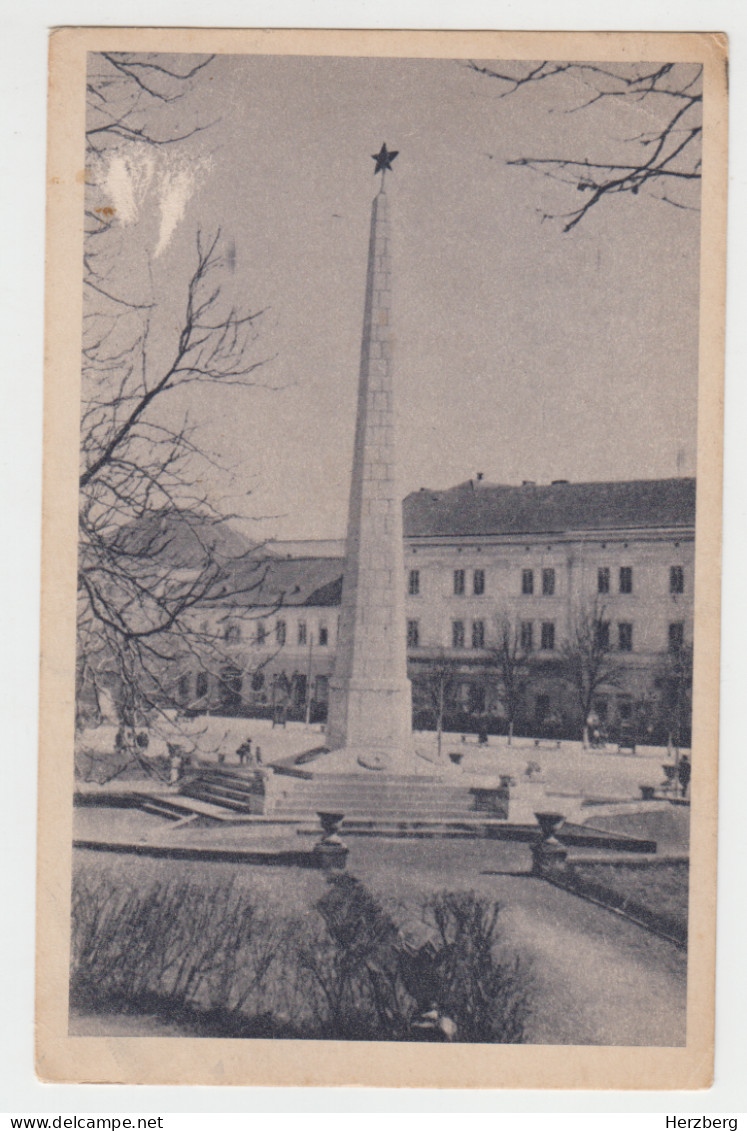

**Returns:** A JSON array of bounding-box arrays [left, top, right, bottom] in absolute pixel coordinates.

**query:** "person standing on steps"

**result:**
[[678, 753, 691, 798]]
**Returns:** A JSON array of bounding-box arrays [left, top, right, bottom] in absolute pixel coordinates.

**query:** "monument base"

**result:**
[[325, 676, 413, 772], [311, 741, 417, 776]]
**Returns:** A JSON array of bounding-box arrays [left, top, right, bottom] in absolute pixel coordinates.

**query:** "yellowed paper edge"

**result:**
[[36, 26, 728, 1089]]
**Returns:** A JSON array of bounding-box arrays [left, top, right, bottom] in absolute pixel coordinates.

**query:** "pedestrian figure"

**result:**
[[169, 751, 182, 785], [587, 711, 604, 748], [255, 746, 262, 765], [236, 738, 252, 766], [678, 753, 691, 798]]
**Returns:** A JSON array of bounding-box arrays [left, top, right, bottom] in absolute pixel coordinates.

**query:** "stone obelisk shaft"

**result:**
[[325, 185, 412, 770]]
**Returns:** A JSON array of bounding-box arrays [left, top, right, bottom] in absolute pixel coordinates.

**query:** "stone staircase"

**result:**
[[269, 771, 507, 821], [178, 767, 266, 815], [176, 766, 509, 824]]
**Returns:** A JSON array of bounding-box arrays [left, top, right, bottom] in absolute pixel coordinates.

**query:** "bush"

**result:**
[[70, 870, 533, 1042]]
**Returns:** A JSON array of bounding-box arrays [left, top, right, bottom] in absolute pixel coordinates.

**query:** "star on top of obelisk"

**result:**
[[372, 143, 398, 188]]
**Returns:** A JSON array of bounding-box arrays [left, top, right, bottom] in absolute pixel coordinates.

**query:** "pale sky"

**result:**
[[94, 53, 702, 541]]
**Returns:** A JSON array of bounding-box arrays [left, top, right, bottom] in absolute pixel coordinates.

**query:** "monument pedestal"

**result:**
[[326, 676, 412, 770]]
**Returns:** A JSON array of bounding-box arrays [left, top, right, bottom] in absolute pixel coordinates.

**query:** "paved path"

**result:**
[[348, 839, 687, 1046]]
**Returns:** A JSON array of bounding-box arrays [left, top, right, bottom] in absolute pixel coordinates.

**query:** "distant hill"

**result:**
[[115, 508, 255, 568]]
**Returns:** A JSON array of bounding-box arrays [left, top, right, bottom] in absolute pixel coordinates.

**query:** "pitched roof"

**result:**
[[402, 478, 696, 539], [214, 556, 344, 608]]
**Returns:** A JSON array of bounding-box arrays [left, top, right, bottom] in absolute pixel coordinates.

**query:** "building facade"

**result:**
[[176, 477, 695, 742]]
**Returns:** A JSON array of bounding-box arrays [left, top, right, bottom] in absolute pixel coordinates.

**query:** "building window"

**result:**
[[256, 621, 266, 645], [670, 566, 684, 594], [472, 619, 485, 648], [178, 673, 191, 701], [220, 667, 242, 709], [298, 622, 307, 646], [452, 620, 465, 648], [408, 569, 420, 596], [668, 622, 684, 652], [318, 625, 328, 647], [522, 569, 534, 595], [598, 567, 610, 594], [224, 623, 241, 643], [619, 566, 633, 594], [595, 620, 610, 649], [540, 622, 555, 651], [618, 622, 633, 652], [453, 569, 465, 595], [520, 621, 533, 651], [542, 568, 555, 596], [275, 620, 286, 646], [196, 671, 209, 699], [407, 619, 420, 647], [473, 569, 485, 596]]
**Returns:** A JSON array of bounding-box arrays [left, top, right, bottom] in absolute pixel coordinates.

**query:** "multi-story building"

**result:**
[[178, 476, 695, 741]]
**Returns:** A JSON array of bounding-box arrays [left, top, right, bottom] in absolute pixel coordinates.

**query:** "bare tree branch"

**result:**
[[467, 60, 702, 230], [77, 52, 273, 763]]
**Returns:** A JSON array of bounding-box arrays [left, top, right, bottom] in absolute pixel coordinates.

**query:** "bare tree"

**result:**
[[657, 641, 693, 754], [486, 614, 531, 744], [77, 53, 272, 763], [560, 598, 621, 744], [468, 61, 702, 231], [415, 651, 462, 760]]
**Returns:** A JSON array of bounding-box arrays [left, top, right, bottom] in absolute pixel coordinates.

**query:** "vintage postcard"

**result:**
[[37, 28, 727, 1088]]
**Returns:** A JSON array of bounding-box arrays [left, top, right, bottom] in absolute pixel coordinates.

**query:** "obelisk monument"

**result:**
[[325, 144, 413, 771]]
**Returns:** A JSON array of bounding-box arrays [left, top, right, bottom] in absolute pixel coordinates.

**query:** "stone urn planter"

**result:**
[[532, 811, 568, 875], [639, 784, 656, 801], [661, 764, 678, 793], [535, 811, 566, 844], [317, 811, 345, 842], [313, 811, 348, 870], [449, 752, 463, 766]]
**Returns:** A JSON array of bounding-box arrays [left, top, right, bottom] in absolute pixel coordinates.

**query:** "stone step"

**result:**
[[273, 807, 500, 820], [130, 792, 196, 820], [279, 771, 470, 786], [154, 796, 236, 821], [178, 768, 508, 820], [184, 779, 261, 804], [271, 787, 500, 801], [137, 800, 187, 821], [196, 767, 263, 785], [269, 799, 505, 817], [179, 784, 255, 813], [270, 790, 480, 807]]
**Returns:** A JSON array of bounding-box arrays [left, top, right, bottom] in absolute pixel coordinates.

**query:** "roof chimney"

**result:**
[[476, 471, 484, 481], [521, 479, 536, 487]]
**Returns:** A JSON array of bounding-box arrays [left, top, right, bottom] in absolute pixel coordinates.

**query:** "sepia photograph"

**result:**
[[36, 28, 726, 1089]]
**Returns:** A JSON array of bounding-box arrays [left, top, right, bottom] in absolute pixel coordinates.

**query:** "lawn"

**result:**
[[569, 861, 689, 925]]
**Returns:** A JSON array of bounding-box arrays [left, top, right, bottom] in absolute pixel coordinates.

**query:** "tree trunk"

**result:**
[[437, 681, 444, 760]]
